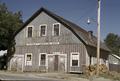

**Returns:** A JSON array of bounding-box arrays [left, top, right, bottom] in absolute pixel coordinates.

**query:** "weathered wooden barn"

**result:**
[[8, 7, 110, 72]]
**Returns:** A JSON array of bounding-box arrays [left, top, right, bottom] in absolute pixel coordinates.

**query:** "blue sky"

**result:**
[[0, 0, 120, 40]]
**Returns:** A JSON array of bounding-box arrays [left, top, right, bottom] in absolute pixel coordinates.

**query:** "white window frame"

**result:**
[[52, 23, 60, 36], [70, 52, 80, 67], [25, 53, 32, 66], [39, 53, 47, 66], [39, 24, 47, 36], [26, 25, 34, 38]]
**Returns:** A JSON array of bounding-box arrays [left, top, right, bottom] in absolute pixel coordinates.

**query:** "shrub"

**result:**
[[84, 64, 108, 76]]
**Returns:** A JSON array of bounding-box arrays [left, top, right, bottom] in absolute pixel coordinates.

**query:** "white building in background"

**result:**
[[109, 54, 120, 65]]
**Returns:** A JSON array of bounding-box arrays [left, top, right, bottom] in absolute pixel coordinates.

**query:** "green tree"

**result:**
[[104, 33, 120, 56], [0, 2, 23, 68], [0, 3, 23, 50]]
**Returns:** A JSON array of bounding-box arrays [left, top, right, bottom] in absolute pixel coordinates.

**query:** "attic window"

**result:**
[[53, 23, 60, 36], [40, 25, 47, 36], [27, 27, 33, 38]]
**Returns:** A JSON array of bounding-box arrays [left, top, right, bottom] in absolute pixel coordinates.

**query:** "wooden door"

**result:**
[[48, 55, 54, 72], [54, 55, 59, 71], [58, 55, 66, 72], [48, 54, 67, 72], [16, 57, 24, 72]]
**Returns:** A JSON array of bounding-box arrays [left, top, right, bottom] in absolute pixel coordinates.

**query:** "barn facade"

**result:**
[[8, 8, 110, 73]]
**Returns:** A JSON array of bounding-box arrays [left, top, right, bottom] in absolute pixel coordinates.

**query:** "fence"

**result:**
[[109, 64, 120, 73]]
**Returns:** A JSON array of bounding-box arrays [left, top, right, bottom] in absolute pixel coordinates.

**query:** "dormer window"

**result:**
[[40, 24, 47, 36], [53, 23, 60, 36], [27, 26, 33, 38]]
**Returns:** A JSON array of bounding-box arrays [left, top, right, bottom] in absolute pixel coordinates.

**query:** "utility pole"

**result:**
[[96, 0, 101, 76]]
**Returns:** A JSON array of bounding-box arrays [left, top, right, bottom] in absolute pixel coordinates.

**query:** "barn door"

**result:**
[[54, 55, 58, 71], [48, 54, 67, 72], [17, 56, 24, 72], [58, 55, 67, 72], [48, 55, 54, 72]]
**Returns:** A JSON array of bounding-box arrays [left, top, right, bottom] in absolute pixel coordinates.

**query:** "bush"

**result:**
[[84, 64, 108, 76]]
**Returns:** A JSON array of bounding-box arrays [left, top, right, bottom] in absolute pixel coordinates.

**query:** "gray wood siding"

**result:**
[[12, 12, 87, 72], [15, 12, 81, 46], [15, 44, 86, 72]]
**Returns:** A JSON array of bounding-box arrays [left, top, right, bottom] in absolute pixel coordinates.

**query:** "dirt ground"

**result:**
[[0, 71, 114, 81]]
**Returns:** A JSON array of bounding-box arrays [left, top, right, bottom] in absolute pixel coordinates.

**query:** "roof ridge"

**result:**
[[42, 7, 89, 34]]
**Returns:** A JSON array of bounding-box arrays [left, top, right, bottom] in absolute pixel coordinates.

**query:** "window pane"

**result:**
[[40, 54, 46, 66], [28, 27, 32, 37], [40, 26, 46, 36], [72, 60, 78, 66], [72, 54, 79, 60], [54, 24, 60, 36]]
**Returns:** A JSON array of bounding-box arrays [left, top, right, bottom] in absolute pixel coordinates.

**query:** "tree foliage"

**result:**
[[104, 33, 120, 56], [0, 3, 23, 68], [0, 2, 23, 50]]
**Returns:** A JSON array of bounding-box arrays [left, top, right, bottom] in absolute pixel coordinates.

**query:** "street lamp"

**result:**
[[87, 0, 101, 76]]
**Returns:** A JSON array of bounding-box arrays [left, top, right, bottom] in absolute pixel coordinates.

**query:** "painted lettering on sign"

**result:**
[[26, 42, 59, 46]]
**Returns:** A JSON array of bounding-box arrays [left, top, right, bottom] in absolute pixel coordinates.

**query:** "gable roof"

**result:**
[[13, 7, 110, 52]]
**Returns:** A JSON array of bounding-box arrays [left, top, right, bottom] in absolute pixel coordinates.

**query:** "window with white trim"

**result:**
[[25, 53, 32, 66], [53, 23, 60, 36], [27, 27, 33, 37], [39, 53, 46, 66], [71, 52, 79, 67], [40, 25, 47, 36]]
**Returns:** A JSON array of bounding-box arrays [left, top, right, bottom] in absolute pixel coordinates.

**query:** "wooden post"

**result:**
[[96, 0, 101, 76]]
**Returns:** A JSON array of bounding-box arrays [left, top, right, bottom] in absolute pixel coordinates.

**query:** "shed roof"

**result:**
[[112, 54, 120, 60], [13, 7, 110, 52]]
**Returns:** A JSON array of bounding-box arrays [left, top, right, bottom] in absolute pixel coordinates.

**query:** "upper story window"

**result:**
[[71, 52, 79, 67], [53, 23, 60, 36], [40, 24, 47, 36], [27, 26, 33, 38]]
